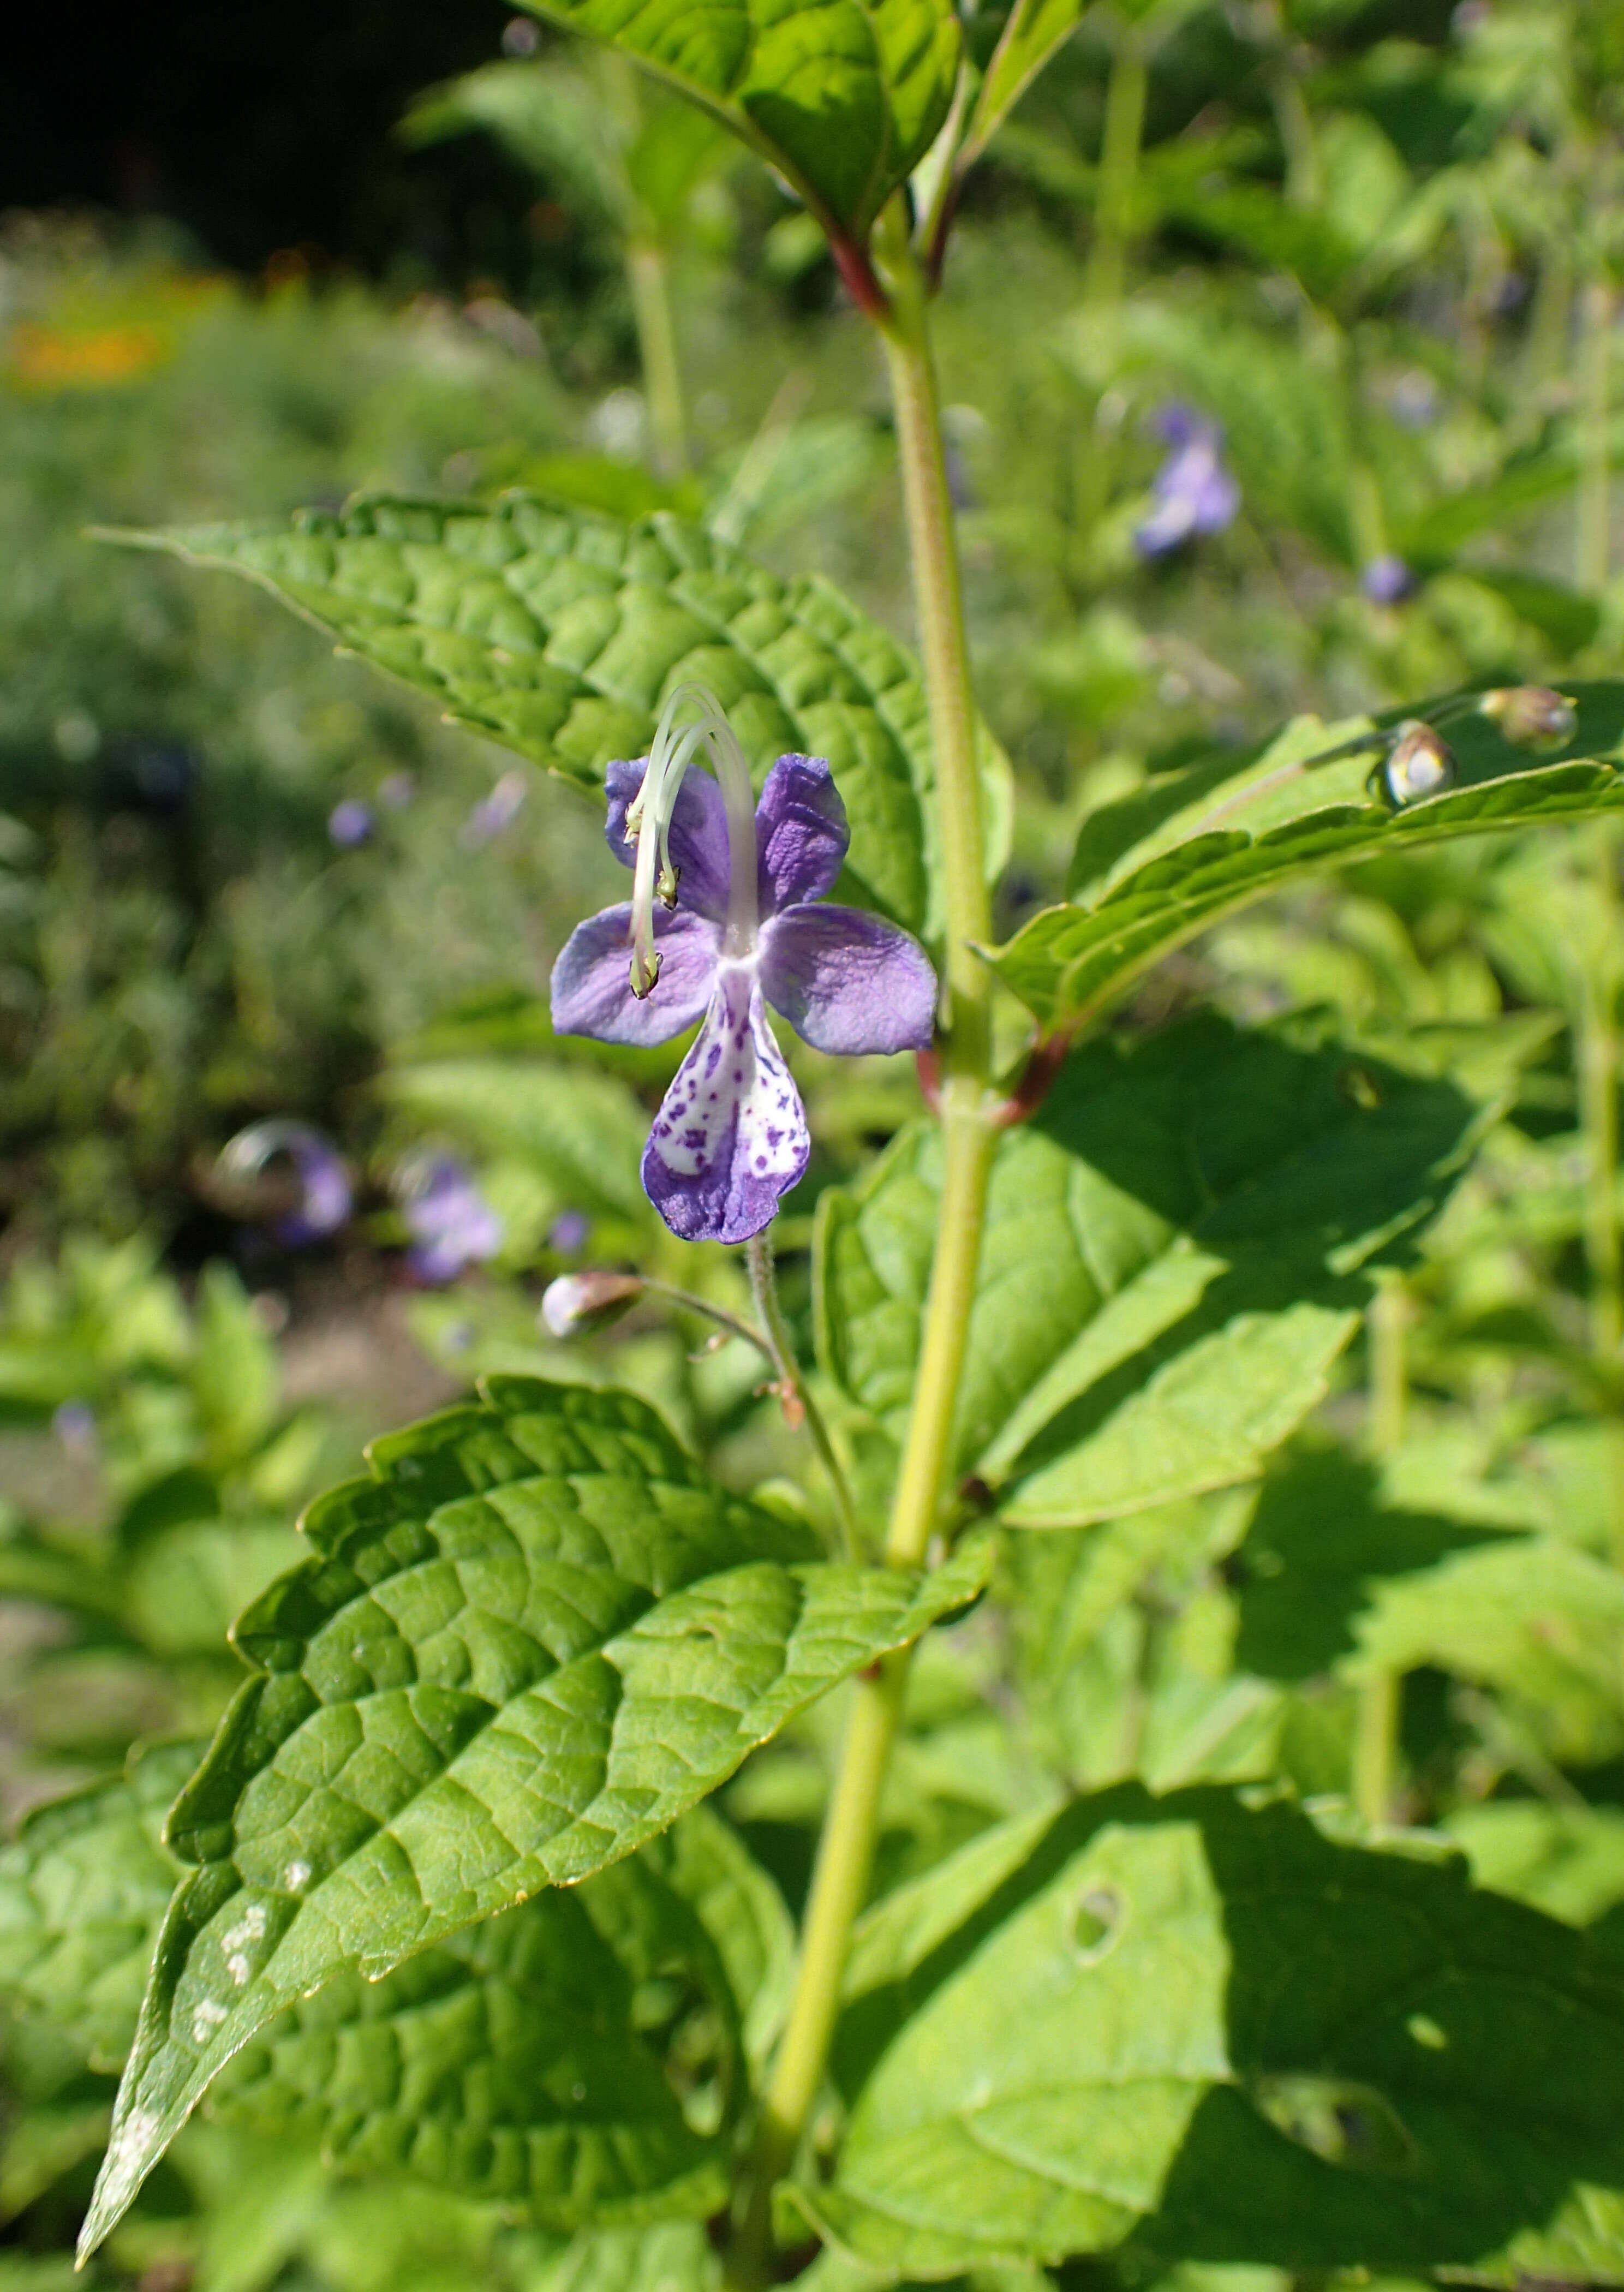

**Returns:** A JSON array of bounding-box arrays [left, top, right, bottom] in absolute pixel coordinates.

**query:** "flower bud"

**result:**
[[1479, 685, 1577, 747], [540, 1270, 643, 1339], [1369, 720, 1455, 809]]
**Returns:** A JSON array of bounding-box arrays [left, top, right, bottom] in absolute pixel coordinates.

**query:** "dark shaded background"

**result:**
[[2, 0, 543, 283], [8, 0, 1466, 288]]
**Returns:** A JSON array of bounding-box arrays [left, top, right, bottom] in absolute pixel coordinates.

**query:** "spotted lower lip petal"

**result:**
[[641, 965, 810, 1245]]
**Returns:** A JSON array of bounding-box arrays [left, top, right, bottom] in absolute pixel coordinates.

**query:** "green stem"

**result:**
[[625, 238, 689, 478], [1356, 1272, 1408, 1825], [1353, 1669, 1400, 1829], [733, 1649, 909, 2279], [1578, 278, 1613, 595], [730, 206, 998, 2285], [745, 1231, 861, 1560], [1084, 24, 1148, 312], [641, 1277, 775, 1362]]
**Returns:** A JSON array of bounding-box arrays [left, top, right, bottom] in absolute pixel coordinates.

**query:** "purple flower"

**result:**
[[551, 690, 938, 1245], [548, 1208, 590, 1253], [461, 768, 528, 849], [1389, 369, 1439, 429], [1360, 554, 1414, 605], [219, 1120, 353, 1245], [328, 798, 374, 847], [1135, 405, 1240, 557], [53, 1400, 97, 1455], [378, 771, 416, 811], [402, 1156, 504, 1283]]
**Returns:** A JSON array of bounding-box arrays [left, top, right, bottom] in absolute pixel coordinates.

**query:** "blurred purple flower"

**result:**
[[403, 1157, 504, 1284], [552, 696, 937, 1245], [52, 1400, 97, 1455], [1135, 406, 1240, 557], [548, 1209, 590, 1253], [461, 768, 528, 849], [1389, 370, 1439, 429], [378, 771, 416, 811], [220, 1120, 353, 1246], [328, 798, 374, 847], [1361, 554, 1415, 605]]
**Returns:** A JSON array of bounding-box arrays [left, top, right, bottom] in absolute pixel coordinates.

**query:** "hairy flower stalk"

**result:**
[[552, 685, 938, 1245]]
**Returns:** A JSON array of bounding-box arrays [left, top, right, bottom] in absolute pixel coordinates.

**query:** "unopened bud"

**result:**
[[1479, 685, 1577, 747], [540, 1270, 643, 1339], [629, 946, 662, 999], [1370, 720, 1455, 809]]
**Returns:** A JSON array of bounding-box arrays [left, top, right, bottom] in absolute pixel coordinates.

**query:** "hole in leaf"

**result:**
[[1072, 1885, 1122, 1960], [1250, 2074, 1418, 2175]]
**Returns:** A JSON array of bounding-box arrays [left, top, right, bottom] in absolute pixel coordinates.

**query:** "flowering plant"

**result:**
[[40, 7, 1624, 2290]]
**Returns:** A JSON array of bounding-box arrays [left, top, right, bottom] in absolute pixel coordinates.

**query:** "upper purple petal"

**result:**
[[551, 902, 720, 1046], [759, 905, 938, 1056], [755, 754, 849, 915], [604, 756, 732, 920], [641, 965, 810, 1244]]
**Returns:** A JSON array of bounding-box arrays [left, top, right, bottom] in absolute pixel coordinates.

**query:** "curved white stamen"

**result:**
[[627, 686, 759, 995]]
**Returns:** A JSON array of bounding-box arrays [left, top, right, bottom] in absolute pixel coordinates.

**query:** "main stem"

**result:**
[[732, 211, 997, 2284]]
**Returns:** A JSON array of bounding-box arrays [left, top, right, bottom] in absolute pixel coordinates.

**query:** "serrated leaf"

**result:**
[[528, 2222, 720, 2292], [804, 1786, 1624, 2277], [211, 1831, 745, 2229], [81, 1376, 992, 2258], [816, 1016, 1489, 1526], [515, 0, 960, 247], [0, 1741, 195, 2067], [988, 689, 1624, 1034], [106, 493, 1010, 937]]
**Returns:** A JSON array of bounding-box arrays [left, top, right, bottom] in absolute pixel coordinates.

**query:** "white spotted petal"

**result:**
[[641, 963, 809, 1245]]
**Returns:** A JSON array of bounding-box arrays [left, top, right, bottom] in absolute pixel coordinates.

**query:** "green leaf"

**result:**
[[1446, 1801, 1624, 1930], [816, 1015, 1490, 1525], [514, 0, 960, 248], [988, 689, 1624, 1033], [644, 1803, 796, 2068], [105, 493, 1010, 937], [803, 1786, 1624, 2277], [0, 1741, 195, 2068], [1351, 1534, 1624, 1763], [960, 0, 1085, 169], [528, 2222, 720, 2292], [211, 1823, 751, 2228], [81, 1376, 992, 2259]]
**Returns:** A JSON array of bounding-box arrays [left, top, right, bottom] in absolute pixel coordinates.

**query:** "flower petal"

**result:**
[[755, 754, 849, 913], [642, 964, 810, 1244], [759, 905, 938, 1055], [551, 904, 720, 1046], [605, 757, 731, 919]]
